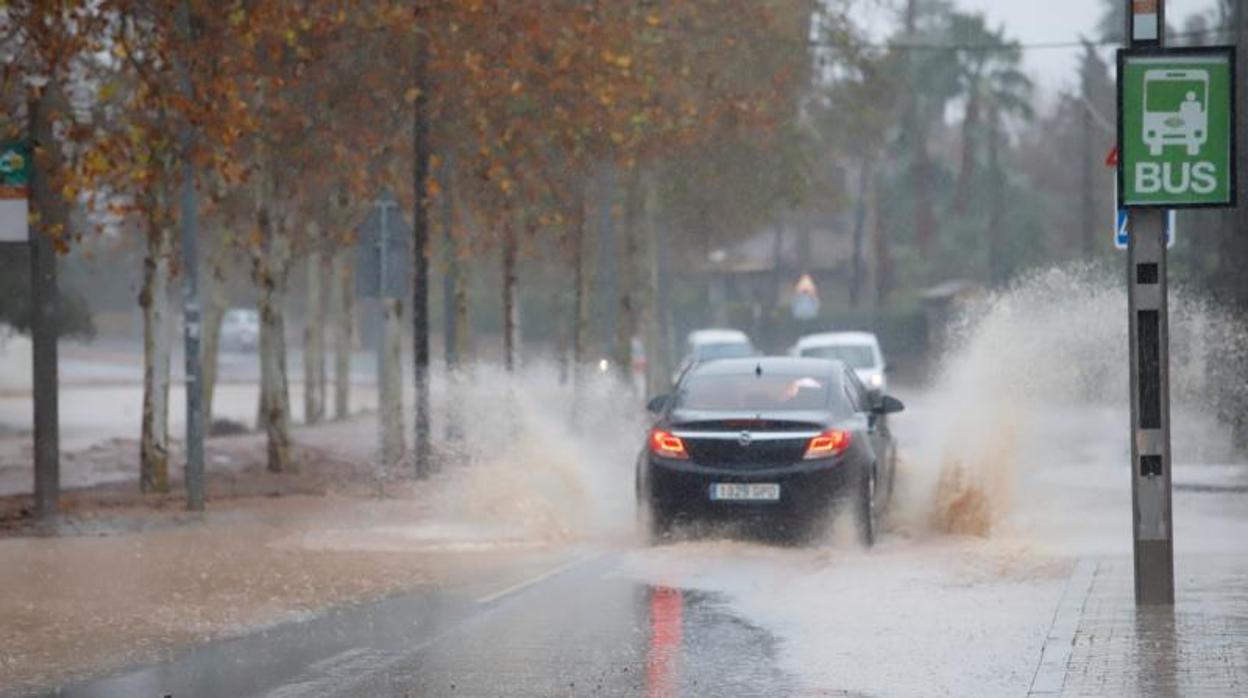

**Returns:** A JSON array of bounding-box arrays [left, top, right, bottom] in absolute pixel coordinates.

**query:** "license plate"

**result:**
[[709, 483, 780, 502]]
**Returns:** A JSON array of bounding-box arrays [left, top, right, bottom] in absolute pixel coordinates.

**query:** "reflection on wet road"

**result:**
[[58, 552, 796, 697]]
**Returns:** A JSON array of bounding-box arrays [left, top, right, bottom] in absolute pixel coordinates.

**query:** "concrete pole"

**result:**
[[1125, 0, 1174, 606]]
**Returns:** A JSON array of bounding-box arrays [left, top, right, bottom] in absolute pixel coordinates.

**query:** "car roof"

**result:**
[[795, 331, 879, 348], [686, 356, 846, 378], [687, 328, 751, 346]]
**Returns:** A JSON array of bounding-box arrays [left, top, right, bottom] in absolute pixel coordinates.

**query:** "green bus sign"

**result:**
[[0, 140, 31, 197], [0, 140, 30, 242], [1118, 47, 1236, 208]]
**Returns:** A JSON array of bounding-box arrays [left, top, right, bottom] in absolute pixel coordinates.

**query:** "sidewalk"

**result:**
[[1031, 555, 1248, 696]]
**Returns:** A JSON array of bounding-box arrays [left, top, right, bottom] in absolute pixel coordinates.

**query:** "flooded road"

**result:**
[[42, 382, 1248, 697], [50, 477, 1248, 697]]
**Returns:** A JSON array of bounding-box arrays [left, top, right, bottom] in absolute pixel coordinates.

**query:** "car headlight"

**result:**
[[868, 373, 884, 388]]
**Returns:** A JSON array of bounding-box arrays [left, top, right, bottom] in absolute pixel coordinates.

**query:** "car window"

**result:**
[[799, 344, 877, 369], [676, 373, 830, 411], [843, 369, 868, 411], [694, 342, 753, 361]]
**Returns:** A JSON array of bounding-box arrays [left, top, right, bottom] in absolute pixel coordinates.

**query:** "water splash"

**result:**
[[424, 362, 644, 542], [917, 264, 1247, 536]]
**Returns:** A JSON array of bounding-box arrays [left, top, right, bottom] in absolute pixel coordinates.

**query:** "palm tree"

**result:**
[[896, 0, 959, 258], [947, 14, 1033, 216]]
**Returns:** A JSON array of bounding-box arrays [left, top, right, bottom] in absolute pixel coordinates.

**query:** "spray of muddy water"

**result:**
[[916, 264, 1248, 536], [418, 362, 644, 543]]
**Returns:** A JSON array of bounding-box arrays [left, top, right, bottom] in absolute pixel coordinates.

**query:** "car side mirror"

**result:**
[[873, 394, 905, 414], [646, 394, 670, 414]]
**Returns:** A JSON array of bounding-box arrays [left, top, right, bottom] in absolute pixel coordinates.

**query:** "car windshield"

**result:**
[[800, 344, 877, 369], [694, 342, 753, 360], [676, 373, 831, 411]]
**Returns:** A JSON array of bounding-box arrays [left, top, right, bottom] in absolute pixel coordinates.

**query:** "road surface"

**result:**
[[35, 390, 1248, 697]]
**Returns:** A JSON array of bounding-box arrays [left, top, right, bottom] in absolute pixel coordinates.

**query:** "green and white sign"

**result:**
[[1118, 47, 1236, 208], [0, 140, 31, 243]]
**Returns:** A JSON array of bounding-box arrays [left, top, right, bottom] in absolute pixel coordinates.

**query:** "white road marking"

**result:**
[[474, 553, 598, 605], [266, 648, 397, 698]]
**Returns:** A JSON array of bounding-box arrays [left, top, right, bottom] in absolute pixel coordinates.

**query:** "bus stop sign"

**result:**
[[0, 140, 30, 242], [1118, 47, 1236, 208]]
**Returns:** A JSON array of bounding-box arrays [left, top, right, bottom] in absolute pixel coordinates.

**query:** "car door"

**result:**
[[844, 368, 892, 499]]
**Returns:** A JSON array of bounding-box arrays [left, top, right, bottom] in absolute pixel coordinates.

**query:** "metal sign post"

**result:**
[[24, 97, 61, 520], [1124, 0, 1172, 607], [373, 197, 404, 471], [1118, 0, 1236, 606], [1114, 206, 1174, 250]]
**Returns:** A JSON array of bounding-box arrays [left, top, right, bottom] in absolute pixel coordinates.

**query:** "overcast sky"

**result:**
[[850, 0, 1221, 98], [957, 0, 1219, 95]]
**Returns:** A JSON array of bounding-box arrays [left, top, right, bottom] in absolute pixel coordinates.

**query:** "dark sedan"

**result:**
[[636, 357, 904, 545]]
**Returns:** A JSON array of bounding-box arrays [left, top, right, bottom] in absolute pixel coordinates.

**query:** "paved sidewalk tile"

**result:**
[[1032, 555, 1248, 697]]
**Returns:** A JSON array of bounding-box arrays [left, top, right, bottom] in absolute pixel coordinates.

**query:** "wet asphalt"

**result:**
[[51, 552, 798, 698]]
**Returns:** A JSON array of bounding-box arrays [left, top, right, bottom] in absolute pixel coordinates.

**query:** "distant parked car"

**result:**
[[671, 328, 755, 384], [220, 308, 260, 352], [791, 331, 887, 393]]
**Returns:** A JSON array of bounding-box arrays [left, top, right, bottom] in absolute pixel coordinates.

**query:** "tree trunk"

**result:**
[[903, 0, 934, 257], [641, 172, 668, 397], [555, 265, 570, 385], [140, 222, 173, 493], [329, 249, 353, 420], [914, 138, 935, 257], [849, 155, 873, 308], [380, 297, 405, 468], [440, 153, 459, 369], [200, 257, 226, 431], [986, 110, 1005, 285], [501, 222, 519, 372], [952, 88, 980, 215], [613, 169, 642, 387], [254, 208, 292, 473], [764, 219, 785, 343], [1080, 93, 1094, 260], [411, 37, 432, 476], [873, 183, 893, 308], [571, 182, 589, 370], [453, 246, 470, 364], [302, 243, 326, 425], [445, 229, 469, 443], [596, 166, 618, 362]]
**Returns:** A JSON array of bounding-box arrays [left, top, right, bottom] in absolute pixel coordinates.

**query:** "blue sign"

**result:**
[[1115, 209, 1176, 250]]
